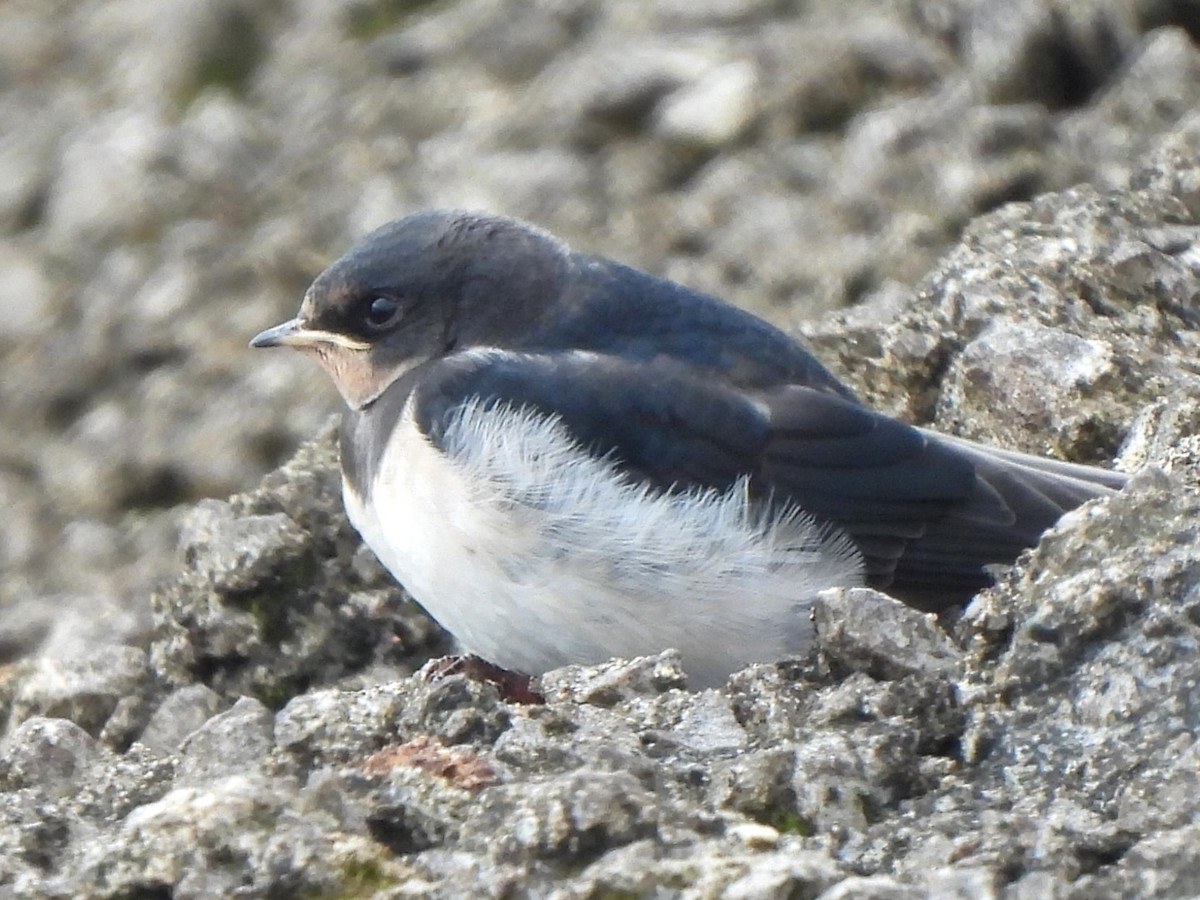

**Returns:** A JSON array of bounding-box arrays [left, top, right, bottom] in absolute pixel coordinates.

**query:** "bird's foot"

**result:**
[[418, 654, 544, 704]]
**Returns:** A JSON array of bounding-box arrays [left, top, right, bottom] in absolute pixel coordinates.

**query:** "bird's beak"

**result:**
[[250, 318, 305, 348], [249, 318, 370, 351]]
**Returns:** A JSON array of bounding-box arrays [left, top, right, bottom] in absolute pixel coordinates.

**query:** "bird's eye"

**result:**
[[362, 296, 401, 330]]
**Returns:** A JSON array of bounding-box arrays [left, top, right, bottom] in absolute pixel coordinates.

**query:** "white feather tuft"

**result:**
[[350, 396, 864, 687]]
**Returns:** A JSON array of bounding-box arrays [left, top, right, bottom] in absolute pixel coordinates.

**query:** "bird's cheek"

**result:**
[[313, 348, 384, 410]]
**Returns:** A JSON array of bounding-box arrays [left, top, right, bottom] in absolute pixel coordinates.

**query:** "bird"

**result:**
[[250, 209, 1127, 688]]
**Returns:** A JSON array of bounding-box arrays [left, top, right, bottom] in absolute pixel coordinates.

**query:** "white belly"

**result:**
[[342, 398, 863, 688]]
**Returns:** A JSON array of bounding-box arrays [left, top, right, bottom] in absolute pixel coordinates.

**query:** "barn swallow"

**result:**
[[251, 210, 1126, 687]]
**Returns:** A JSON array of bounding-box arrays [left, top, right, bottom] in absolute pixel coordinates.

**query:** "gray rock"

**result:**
[[0, 718, 104, 800], [1060, 28, 1200, 193], [814, 587, 962, 681], [573, 840, 844, 898], [523, 36, 709, 149], [472, 770, 655, 861], [818, 874, 915, 899], [65, 773, 395, 900], [149, 427, 447, 705], [274, 683, 410, 769], [0, 595, 61, 664], [137, 684, 224, 756], [175, 696, 274, 786], [811, 175, 1200, 459], [0, 244, 55, 339], [5, 646, 152, 743], [538, 649, 690, 704], [655, 61, 760, 148], [841, 467, 1200, 890], [941, 320, 1119, 452], [42, 110, 175, 252], [178, 500, 308, 594], [963, 0, 1137, 107], [673, 690, 749, 754]]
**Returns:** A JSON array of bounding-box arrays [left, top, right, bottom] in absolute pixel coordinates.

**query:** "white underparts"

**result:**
[[343, 398, 864, 687]]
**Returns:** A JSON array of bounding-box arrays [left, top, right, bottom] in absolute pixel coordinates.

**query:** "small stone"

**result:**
[[138, 684, 225, 756], [940, 320, 1118, 454], [175, 697, 274, 786], [726, 821, 780, 849], [361, 735, 500, 794], [817, 875, 912, 899], [674, 690, 748, 754], [814, 588, 961, 681], [0, 247, 54, 339], [178, 499, 307, 593], [7, 647, 151, 739], [0, 717, 104, 799], [538, 650, 689, 706], [656, 61, 759, 148]]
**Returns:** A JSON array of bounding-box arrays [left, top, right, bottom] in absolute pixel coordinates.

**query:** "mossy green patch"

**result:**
[[769, 809, 814, 837], [344, 0, 443, 40], [331, 856, 399, 899]]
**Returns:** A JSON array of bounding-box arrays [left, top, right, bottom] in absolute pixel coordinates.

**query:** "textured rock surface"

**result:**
[[2, 0, 1200, 896]]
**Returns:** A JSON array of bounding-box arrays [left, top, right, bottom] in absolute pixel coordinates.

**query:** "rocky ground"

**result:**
[[2, 0, 1200, 896]]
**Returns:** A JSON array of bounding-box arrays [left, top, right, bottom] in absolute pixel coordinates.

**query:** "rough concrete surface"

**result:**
[[2, 0, 1200, 897]]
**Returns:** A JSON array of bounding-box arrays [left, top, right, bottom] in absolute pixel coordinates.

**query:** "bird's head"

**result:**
[[250, 209, 571, 409]]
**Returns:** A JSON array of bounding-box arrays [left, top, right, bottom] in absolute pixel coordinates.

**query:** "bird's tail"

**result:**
[[889, 431, 1127, 611]]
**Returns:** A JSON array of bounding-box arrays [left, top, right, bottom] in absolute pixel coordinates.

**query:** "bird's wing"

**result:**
[[543, 256, 861, 400], [408, 349, 986, 597]]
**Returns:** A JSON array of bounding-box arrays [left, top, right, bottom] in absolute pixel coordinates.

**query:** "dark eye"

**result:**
[[362, 296, 401, 330]]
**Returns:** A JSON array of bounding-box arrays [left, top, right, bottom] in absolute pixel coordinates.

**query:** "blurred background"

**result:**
[[1, 0, 1198, 653]]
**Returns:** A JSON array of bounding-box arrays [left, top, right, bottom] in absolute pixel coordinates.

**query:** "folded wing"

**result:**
[[408, 349, 1124, 610]]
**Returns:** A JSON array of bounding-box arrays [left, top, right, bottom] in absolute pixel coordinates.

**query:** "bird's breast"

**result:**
[[342, 397, 864, 687]]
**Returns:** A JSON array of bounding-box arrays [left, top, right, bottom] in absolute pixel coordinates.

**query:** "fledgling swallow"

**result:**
[[252, 210, 1126, 687]]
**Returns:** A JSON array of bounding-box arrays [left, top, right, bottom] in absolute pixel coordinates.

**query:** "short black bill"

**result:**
[[249, 318, 305, 349]]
